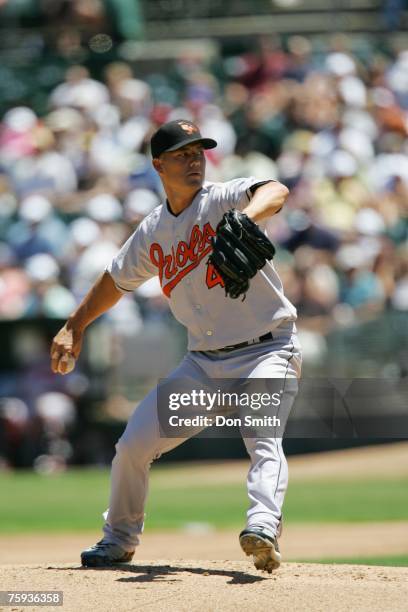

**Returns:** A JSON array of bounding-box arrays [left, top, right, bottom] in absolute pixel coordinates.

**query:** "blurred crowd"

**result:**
[[0, 32, 407, 467], [1, 35, 407, 325]]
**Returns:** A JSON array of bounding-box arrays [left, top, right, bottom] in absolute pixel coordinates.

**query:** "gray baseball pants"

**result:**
[[103, 323, 302, 552]]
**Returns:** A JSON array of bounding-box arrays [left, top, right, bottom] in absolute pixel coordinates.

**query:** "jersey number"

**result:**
[[206, 264, 224, 290]]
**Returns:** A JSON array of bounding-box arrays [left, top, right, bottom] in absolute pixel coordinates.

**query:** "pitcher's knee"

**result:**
[[115, 433, 157, 466]]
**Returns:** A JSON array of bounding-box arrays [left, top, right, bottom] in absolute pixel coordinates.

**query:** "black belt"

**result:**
[[208, 332, 274, 354]]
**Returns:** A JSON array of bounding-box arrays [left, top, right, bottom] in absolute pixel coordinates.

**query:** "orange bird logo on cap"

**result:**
[[178, 122, 198, 134]]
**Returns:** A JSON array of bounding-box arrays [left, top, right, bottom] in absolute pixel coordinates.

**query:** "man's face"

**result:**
[[154, 142, 206, 190]]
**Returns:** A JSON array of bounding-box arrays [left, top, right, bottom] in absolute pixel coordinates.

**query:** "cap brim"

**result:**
[[166, 137, 217, 153]]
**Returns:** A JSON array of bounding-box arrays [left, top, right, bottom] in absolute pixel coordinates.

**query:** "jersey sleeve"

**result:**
[[217, 177, 276, 214], [105, 224, 157, 293]]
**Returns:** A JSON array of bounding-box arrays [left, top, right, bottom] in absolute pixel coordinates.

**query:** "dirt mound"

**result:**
[[1, 561, 407, 612], [1, 523, 408, 566]]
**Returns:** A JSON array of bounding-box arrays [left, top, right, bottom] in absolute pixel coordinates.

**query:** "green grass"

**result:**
[[147, 478, 408, 529], [0, 469, 407, 533], [283, 479, 408, 523], [0, 469, 111, 533], [297, 555, 408, 567]]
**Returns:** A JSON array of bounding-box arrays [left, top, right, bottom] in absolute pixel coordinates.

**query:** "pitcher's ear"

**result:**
[[152, 157, 162, 173]]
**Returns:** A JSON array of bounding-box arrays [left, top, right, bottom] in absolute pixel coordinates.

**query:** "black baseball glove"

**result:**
[[207, 209, 276, 300]]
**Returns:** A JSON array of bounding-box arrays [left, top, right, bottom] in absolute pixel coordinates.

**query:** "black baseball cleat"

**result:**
[[239, 527, 281, 573], [81, 539, 134, 567]]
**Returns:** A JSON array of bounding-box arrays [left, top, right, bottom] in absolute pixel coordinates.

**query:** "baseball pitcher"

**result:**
[[51, 120, 302, 573]]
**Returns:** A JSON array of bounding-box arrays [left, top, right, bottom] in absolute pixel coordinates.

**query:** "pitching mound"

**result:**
[[1, 561, 407, 612]]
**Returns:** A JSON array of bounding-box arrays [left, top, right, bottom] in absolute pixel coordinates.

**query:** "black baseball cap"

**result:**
[[151, 120, 217, 158]]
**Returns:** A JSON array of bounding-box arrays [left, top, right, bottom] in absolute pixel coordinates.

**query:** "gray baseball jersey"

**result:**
[[107, 177, 297, 350]]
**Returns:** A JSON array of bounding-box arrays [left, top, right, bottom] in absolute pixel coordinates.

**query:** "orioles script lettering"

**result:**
[[149, 222, 224, 296]]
